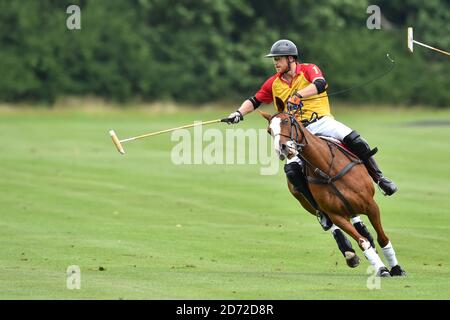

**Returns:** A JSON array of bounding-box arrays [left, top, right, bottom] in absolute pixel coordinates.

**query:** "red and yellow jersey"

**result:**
[[255, 63, 331, 121]]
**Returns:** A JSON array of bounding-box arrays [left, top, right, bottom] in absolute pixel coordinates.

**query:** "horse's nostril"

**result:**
[[281, 144, 287, 150]]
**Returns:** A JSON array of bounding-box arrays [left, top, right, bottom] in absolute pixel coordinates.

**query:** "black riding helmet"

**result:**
[[265, 39, 298, 58]]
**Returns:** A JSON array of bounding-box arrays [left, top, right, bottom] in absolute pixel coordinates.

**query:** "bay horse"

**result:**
[[260, 110, 406, 277]]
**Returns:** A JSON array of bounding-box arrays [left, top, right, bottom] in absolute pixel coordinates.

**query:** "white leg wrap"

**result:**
[[381, 241, 398, 268], [350, 216, 362, 224], [363, 247, 385, 270], [329, 224, 340, 233], [286, 155, 302, 165]]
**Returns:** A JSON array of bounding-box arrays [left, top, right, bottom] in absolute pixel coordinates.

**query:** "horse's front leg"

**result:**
[[350, 216, 376, 250], [287, 180, 360, 268]]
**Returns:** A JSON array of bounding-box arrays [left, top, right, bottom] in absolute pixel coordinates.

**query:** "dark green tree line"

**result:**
[[0, 0, 448, 106]]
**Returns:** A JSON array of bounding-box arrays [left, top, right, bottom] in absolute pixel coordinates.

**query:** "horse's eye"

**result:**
[[282, 119, 289, 124]]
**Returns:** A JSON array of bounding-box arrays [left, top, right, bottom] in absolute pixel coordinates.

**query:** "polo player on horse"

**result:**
[[227, 39, 397, 196], [225, 39, 398, 268]]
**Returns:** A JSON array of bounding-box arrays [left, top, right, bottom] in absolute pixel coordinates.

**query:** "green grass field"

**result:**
[[0, 105, 449, 299]]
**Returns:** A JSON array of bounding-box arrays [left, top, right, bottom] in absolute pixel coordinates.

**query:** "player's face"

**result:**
[[273, 56, 289, 73]]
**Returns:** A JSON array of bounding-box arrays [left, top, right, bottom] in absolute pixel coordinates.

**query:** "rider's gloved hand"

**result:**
[[287, 93, 303, 112], [227, 110, 244, 124]]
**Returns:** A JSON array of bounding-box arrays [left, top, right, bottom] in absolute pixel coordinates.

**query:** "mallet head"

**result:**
[[109, 130, 125, 154], [407, 27, 414, 53]]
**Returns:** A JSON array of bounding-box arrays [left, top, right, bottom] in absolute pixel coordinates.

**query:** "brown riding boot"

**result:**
[[365, 157, 398, 196]]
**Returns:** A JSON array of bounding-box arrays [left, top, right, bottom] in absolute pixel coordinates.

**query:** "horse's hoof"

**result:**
[[376, 267, 391, 277], [344, 251, 360, 268], [390, 265, 407, 277]]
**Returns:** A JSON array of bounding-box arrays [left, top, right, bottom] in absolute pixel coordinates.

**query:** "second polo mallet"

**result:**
[[408, 27, 450, 56]]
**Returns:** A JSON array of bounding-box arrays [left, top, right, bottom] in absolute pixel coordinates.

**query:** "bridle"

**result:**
[[269, 112, 308, 153]]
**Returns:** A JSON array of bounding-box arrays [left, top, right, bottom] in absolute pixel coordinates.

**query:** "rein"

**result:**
[[270, 112, 308, 153]]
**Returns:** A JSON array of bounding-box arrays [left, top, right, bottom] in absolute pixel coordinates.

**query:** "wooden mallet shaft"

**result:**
[[109, 118, 229, 155]]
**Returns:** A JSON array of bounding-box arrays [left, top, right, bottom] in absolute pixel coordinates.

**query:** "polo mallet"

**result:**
[[109, 118, 231, 154], [408, 27, 450, 56]]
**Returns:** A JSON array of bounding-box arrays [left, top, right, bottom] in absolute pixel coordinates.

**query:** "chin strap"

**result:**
[[283, 58, 297, 75]]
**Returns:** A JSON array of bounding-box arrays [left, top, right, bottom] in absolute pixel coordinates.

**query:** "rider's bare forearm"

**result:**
[[237, 99, 256, 116], [296, 83, 318, 98]]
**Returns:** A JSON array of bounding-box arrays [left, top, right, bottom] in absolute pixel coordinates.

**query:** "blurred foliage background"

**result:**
[[0, 0, 448, 106]]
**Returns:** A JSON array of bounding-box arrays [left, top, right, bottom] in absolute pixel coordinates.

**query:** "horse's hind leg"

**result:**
[[327, 212, 390, 277], [288, 181, 359, 267], [366, 201, 407, 276], [365, 200, 389, 247]]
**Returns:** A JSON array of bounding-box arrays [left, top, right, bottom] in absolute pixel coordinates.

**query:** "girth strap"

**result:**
[[309, 161, 360, 184], [307, 160, 362, 216]]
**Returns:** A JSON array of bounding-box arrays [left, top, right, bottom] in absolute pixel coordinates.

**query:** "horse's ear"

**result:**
[[275, 97, 285, 112], [257, 110, 272, 122]]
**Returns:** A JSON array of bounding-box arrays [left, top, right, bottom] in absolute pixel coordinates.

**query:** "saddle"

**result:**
[[317, 136, 359, 160]]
